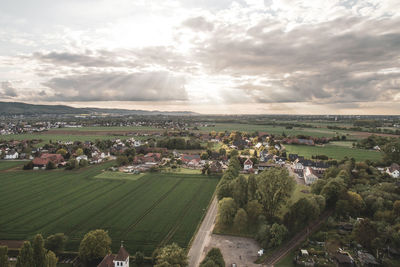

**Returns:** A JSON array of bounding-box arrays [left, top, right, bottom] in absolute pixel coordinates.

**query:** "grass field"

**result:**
[[0, 162, 219, 255], [0, 160, 27, 171], [284, 144, 382, 162]]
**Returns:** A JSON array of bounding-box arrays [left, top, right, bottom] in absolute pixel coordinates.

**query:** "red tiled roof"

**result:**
[[97, 254, 115, 267], [32, 158, 49, 166], [115, 246, 129, 261]]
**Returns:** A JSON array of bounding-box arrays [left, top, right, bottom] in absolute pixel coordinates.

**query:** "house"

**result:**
[[5, 150, 18, 159], [32, 153, 64, 169], [292, 159, 304, 174], [209, 161, 223, 173], [76, 155, 88, 163], [357, 251, 379, 266], [181, 154, 201, 165], [98, 243, 129, 267], [259, 150, 273, 163], [333, 252, 354, 267], [243, 158, 253, 171], [304, 167, 318, 185], [274, 157, 286, 165], [257, 162, 278, 172], [386, 163, 400, 178]]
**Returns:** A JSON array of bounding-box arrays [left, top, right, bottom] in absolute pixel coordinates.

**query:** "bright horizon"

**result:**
[[1, 0, 400, 115]]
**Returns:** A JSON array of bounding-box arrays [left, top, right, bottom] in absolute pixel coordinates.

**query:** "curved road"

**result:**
[[188, 196, 218, 267]]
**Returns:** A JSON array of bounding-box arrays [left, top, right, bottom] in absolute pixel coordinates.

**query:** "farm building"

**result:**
[[32, 153, 64, 169]]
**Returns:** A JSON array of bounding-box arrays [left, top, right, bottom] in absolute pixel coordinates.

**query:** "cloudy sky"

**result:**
[[0, 0, 399, 114]]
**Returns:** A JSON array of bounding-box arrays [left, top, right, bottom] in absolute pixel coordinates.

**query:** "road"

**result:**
[[188, 196, 218, 267]]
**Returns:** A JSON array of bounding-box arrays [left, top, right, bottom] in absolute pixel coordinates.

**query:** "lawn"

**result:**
[[0, 162, 219, 256], [284, 144, 382, 162], [0, 160, 27, 171]]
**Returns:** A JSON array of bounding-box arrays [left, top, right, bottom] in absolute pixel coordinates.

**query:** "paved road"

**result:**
[[188, 196, 218, 267]]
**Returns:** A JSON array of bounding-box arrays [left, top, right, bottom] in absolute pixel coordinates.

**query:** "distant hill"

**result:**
[[0, 102, 197, 116]]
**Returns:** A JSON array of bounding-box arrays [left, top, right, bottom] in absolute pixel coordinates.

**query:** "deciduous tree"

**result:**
[[155, 243, 187, 267], [78, 229, 111, 264], [256, 168, 295, 217]]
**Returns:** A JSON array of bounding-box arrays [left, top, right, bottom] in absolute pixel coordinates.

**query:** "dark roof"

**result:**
[[115, 245, 129, 261], [97, 254, 115, 267], [334, 253, 353, 264]]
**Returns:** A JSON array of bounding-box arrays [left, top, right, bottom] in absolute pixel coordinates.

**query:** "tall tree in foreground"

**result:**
[[200, 248, 225, 267], [33, 234, 46, 267], [79, 229, 111, 264], [154, 243, 187, 267], [45, 250, 58, 267], [16, 241, 34, 267], [0, 245, 9, 267], [45, 233, 67, 254], [256, 168, 295, 218]]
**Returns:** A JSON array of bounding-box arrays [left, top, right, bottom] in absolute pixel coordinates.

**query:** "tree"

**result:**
[[217, 198, 237, 227], [393, 200, 400, 216], [45, 233, 67, 254], [78, 229, 111, 264], [45, 250, 58, 267], [56, 148, 67, 157], [46, 161, 56, 170], [233, 208, 248, 232], [227, 156, 240, 176], [65, 159, 78, 170], [352, 219, 377, 250], [383, 139, 400, 164], [284, 198, 319, 232], [256, 168, 295, 217], [75, 148, 84, 156], [269, 223, 288, 247], [200, 152, 209, 160], [232, 175, 248, 207], [33, 234, 46, 267], [0, 245, 9, 267], [23, 161, 33, 170], [116, 155, 129, 166], [135, 251, 144, 265], [346, 191, 365, 216], [79, 159, 88, 167], [247, 174, 257, 201], [155, 243, 187, 267], [16, 241, 34, 267], [200, 248, 224, 267], [320, 178, 347, 208], [246, 200, 263, 223]]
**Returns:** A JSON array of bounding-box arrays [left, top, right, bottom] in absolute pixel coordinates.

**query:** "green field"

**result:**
[[0, 162, 219, 255], [0, 133, 128, 146], [284, 144, 382, 162], [0, 160, 27, 171]]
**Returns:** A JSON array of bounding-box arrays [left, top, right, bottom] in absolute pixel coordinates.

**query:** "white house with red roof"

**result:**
[[243, 158, 253, 171]]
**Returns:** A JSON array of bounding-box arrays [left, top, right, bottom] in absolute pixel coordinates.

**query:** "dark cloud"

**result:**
[[182, 16, 214, 31], [195, 16, 400, 103], [42, 71, 188, 101], [1, 81, 18, 97]]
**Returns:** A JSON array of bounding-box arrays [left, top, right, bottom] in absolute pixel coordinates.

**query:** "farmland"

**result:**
[[0, 162, 219, 255], [0, 160, 26, 171], [284, 143, 382, 162]]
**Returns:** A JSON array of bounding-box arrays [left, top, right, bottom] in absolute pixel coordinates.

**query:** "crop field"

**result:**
[[198, 123, 351, 138], [0, 160, 26, 171], [284, 144, 382, 162], [0, 163, 219, 255]]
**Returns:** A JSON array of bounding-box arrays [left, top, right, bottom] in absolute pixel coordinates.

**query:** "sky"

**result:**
[[0, 0, 399, 114]]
